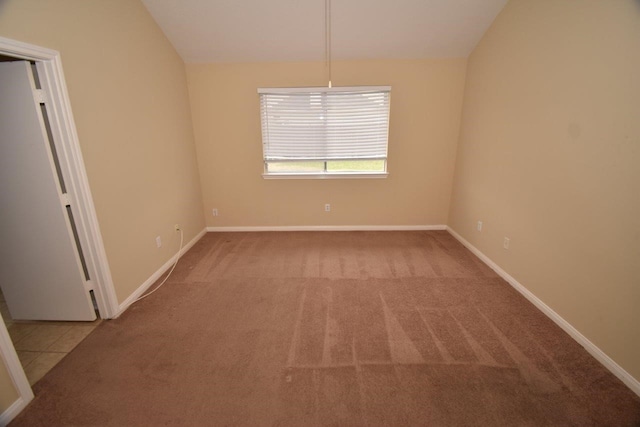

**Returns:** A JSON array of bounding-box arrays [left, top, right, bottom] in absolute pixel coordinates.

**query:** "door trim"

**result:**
[[0, 36, 119, 418]]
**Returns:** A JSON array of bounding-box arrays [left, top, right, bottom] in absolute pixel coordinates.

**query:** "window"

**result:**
[[258, 86, 391, 178]]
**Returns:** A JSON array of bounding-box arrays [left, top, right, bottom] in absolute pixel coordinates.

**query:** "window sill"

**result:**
[[262, 172, 389, 180]]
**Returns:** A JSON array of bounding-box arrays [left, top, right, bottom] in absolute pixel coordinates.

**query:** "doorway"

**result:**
[[0, 54, 101, 386], [0, 36, 119, 420]]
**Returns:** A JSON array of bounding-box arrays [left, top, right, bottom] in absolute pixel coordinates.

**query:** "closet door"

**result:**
[[0, 61, 96, 321]]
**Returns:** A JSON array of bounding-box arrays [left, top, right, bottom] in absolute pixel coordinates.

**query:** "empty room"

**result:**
[[0, 0, 639, 425]]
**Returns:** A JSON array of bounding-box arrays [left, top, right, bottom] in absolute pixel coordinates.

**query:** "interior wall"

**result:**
[[449, 0, 640, 382], [187, 59, 466, 228], [0, 0, 204, 412]]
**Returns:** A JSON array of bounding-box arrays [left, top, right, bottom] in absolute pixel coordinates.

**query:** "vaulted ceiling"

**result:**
[[141, 0, 508, 63]]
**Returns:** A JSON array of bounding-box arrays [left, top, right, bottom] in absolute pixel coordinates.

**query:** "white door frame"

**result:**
[[0, 36, 119, 422]]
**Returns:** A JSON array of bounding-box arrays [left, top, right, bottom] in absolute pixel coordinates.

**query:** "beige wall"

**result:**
[[0, 0, 204, 410], [187, 59, 466, 227], [449, 0, 640, 382]]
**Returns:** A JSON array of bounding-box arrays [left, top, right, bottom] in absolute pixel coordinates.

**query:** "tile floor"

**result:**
[[0, 292, 100, 385]]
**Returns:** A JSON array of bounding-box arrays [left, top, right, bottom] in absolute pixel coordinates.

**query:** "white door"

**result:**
[[0, 61, 96, 321]]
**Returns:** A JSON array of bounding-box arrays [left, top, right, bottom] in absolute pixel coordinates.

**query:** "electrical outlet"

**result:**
[[325, 203, 331, 212], [174, 224, 181, 232], [503, 237, 510, 250], [156, 236, 162, 248], [477, 221, 483, 232], [212, 208, 219, 217]]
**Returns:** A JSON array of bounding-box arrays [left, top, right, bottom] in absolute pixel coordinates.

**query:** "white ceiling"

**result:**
[[141, 0, 508, 63]]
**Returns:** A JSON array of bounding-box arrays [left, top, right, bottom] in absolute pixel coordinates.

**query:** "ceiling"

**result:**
[[141, 0, 508, 64]]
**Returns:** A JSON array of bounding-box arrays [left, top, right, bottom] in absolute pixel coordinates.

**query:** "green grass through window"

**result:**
[[267, 160, 385, 173]]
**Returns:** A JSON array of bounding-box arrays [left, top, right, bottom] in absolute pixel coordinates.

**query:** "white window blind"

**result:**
[[258, 86, 391, 166]]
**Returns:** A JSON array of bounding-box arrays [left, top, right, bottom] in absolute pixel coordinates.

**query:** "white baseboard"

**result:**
[[115, 228, 207, 317], [0, 396, 29, 427], [446, 226, 640, 398], [206, 225, 447, 232]]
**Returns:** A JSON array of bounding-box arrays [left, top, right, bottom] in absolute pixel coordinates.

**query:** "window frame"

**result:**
[[258, 86, 391, 179]]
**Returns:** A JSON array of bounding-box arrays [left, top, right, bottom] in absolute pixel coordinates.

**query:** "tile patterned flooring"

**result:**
[[1, 294, 100, 385]]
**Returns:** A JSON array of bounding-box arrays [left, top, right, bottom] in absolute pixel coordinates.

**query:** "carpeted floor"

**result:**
[[10, 231, 640, 426]]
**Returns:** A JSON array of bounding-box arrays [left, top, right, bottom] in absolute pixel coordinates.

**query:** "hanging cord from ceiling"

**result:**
[[133, 228, 184, 304], [325, 0, 332, 88]]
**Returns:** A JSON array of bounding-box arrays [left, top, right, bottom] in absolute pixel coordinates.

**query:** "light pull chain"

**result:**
[[325, 0, 332, 88]]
